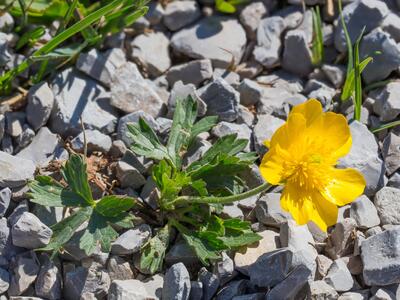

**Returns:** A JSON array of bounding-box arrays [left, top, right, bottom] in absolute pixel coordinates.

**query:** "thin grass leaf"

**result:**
[[16, 25, 45, 50], [338, 0, 353, 77], [371, 120, 400, 133], [353, 27, 366, 121], [341, 57, 372, 101], [364, 79, 393, 93], [311, 6, 324, 66]]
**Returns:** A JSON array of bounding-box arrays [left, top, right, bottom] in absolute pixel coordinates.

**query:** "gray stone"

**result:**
[[255, 193, 291, 227], [374, 187, 400, 225], [8, 251, 39, 296], [189, 281, 203, 300], [165, 241, 199, 269], [305, 80, 336, 108], [163, 262, 191, 300], [382, 133, 400, 175], [213, 68, 241, 89], [15, 125, 35, 152], [145, 1, 164, 25], [166, 59, 213, 87], [325, 218, 357, 259], [211, 122, 251, 152], [115, 161, 146, 189], [35, 254, 62, 300], [334, 0, 389, 53], [111, 225, 151, 255], [256, 87, 301, 117], [130, 32, 171, 77], [232, 294, 265, 300], [0, 152, 35, 188], [371, 81, 400, 122], [198, 77, 239, 122], [0, 267, 9, 294], [274, 5, 302, 30], [339, 121, 385, 196], [71, 129, 112, 154], [0, 12, 14, 33], [361, 228, 400, 285], [253, 16, 285, 68], [308, 280, 338, 300], [282, 30, 313, 77], [64, 265, 110, 300], [50, 68, 117, 136], [370, 288, 396, 300], [266, 265, 310, 300], [108, 275, 164, 300], [382, 12, 400, 42], [183, 138, 211, 167], [110, 62, 165, 117], [12, 212, 52, 249], [238, 79, 263, 106], [171, 16, 247, 68], [365, 226, 383, 238], [321, 64, 346, 88], [117, 110, 159, 147], [248, 248, 293, 288], [337, 292, 368, 300], [0, 187, 10, 217], [216, 279, 247, 300], [110, 140, 127, 158], [17, 127, 66, 167], [280, 220, 314, 250], [163, 1, 201, 31], [350, 195, 380, 228], [234, 230, 279, 275], [388, 172, 400, 188], [324, 259, 354, 292], [239, 2, 268, 40], [8, 200, 28, 227], [360, 29, 400, 84], [237, 105, 255, 127], [107, 256, 134, 281], [168, 81, 206, 117], [76, 48, 126, 87], [316, 255, 333, 279], [253, 114, 285, 155], [198, 267, 220, 300], [213, 252, 235, 285], [26, 82, 54, 131], [5, 112, 25, 138], [31, 205, 63, 227]]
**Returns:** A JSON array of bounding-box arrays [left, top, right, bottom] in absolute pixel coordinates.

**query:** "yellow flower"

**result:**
[[260, 99, 366, 231]]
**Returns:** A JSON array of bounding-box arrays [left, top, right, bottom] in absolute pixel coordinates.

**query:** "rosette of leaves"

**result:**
[[127, 96, 262, 274], [28, 154, 136, 257]]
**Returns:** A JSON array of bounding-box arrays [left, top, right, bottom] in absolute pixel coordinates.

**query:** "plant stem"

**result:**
[[172, 182, 271, 207]]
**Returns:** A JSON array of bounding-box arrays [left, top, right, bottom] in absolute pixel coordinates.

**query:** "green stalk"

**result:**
[[353, 27, 365, 121], [338, 0, 353, 77], [371, 120, 400, 133], [172, 182, 271, 207]]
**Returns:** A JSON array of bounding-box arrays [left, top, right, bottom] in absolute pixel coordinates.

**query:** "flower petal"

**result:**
[[269, 112, 307, 150], [281, 183, 338, 231], [259, 146, 285, 185], [321, 168, 366, 206], [289, 98, 323, 126]]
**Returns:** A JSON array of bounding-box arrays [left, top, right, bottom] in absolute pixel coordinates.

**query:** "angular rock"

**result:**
[[115, 161, 146, 189], [50, 68, 117, 136], [8, 251, 39, 296], [334, 0, 389, 53], [189, 281, 203, 300], [374, 187, 400, 225], [110, 62, 165, 117], [371, 288, 396, 300], [108, 275, 163, 300], [382, 133, 400, 175], [130, 32, 171, 77], [165, 241, 199, 269], [308, 280, 338, 300], [371, 82, 400, 122], [361, 228, 400, 285], [163, 263, 191, 300], [166, 59, 213, 87], [163, 0, 201, 31], [339, 121, 385, 196], [325, 218, 357, 259], [350, 195, 380, 229], [360, 29, 400, 84], [0, 187, 10, 217], [280, 220, 314, 250], [248, 248, 293, 288], [253, 16, 285, 68], [216, 279, 247, 300], [316, 255, 333, 279], [71, 129, 112, 154], [213, 68, 241, 89], [239, 2, 268, 40], [5, 112, 25, 138], [35, 254, 62, 300], [338, 291, 369, 300], [213, 252, 235, 286], [111, 225, 151, 255], [17, 127, 66, 166], [198, 267, 220, 300], [324, 259, 354, 292], [0, 152, 35, 188], [266, 265, 311, 300], [253, 115, 285, 155], [282, 30, 313, 77], [382, 12, 400, 42], [198, 77, 239, 122], [255, 193, 291, 227], [15, 125, 35, 152], [0, 12, 13, 33], [238, 79, 263, 106], [76, 48, 126, 87], [321, 64, 346, 89], [26, 82, 54, 131], [107, 256, 134, 281], [211, 122, 252, 152], [168, 81, 206, 117], [0, 267, 9, 294], [171, 16, 247, 68], [237, 105, 255, 127]]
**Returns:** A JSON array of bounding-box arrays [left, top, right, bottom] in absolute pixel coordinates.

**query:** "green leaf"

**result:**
[[371, 120, 400, 133], [127, 119, 169, 161], [223, 218, 251, 231], [341, 56, 372, 101], [218, 231, 261, 248], [215, 0, 236, 13], [79, 210, 119, 255], [40, 206, 92, 256], [311, 6, 324, 66], [189, 116, 218, 146], [16, 25, 46, 50], [140, 224, 170, 274], [61, 154, 94, 206], [95, 195, 136, 217], [191, 179, 208, 197], [28, 175, 90, 207]]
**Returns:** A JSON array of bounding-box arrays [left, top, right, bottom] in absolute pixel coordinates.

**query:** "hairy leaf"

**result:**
[[95, 195, 136, 217]]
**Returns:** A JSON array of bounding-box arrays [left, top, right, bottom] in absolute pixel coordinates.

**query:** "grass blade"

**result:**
[[371, 120, 400, 133], [311, 6, 324, 66], [338, 0, 353, 77], [353, 27, 366, 121]]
